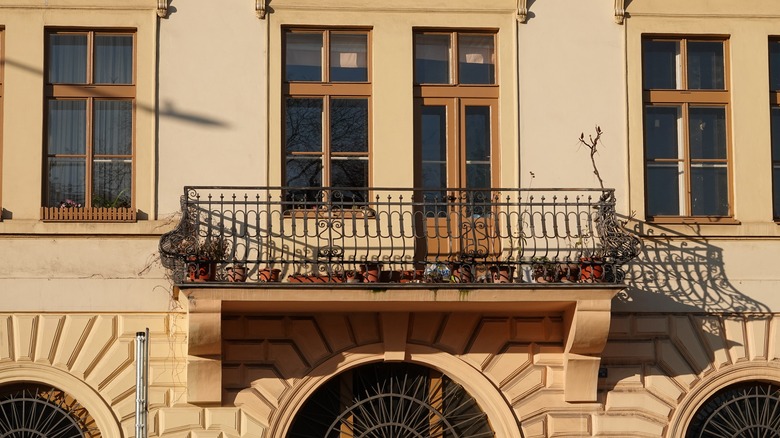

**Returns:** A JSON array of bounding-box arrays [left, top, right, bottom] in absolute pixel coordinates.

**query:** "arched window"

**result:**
[[288, 362, 495, 437], [687, 381, 780, 437], [0, 383, 99, 437]]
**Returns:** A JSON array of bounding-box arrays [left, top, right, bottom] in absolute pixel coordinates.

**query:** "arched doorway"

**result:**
[[0, 383, 100, 437], [287, 362, 495, 437], [686, 381, 780, 437]]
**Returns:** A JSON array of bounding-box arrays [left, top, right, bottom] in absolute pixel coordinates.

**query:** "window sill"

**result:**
[[40, 207, 137, 223], [647, 216, 741, 225]]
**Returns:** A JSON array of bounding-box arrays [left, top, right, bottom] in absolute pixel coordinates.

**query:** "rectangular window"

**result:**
[[43, 30, 135, 221], [0, 28, 4, 218], [642, 37, 731, 219], [770, 39, 780, 220], [284, 29, 370, 205]]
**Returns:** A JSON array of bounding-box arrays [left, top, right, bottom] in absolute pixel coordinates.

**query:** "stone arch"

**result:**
[[0, 362, 123, 438], [260, 343, 523, 437], [666, 362, 780, 437]]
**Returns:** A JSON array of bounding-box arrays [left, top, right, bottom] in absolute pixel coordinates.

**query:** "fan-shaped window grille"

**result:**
[[288, 362, 495, 437], [0, 383, 99, 438], [687, 381, 780, 437]]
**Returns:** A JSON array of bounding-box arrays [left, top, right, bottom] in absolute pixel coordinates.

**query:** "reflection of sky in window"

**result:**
[[286, 32, 323, 81]]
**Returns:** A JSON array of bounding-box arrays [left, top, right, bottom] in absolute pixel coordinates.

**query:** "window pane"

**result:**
[[286, 156, 322, 188], [286, 32, 323, 81], [774, 165, 780, 219], [771, 41, 780, 91], [331, 159, 368, 203], [466, 163, 491, 190], [94, 35, 133, 84], [49, 34, 87, 84], [286, 98, 323, 153], [331, 98, 368, 153], [48, 100, 87, 155], [465, 106, 491, 161], [421, 106, 447, 162], [688, 41, 725, 90], [94, 100, 133, 155], [415, 34, 450, 84], [643, 40, 680, 90], [772, 107, 780, 159], [330, 33, 368, 82], [644, 106, 681, 160], [459, 35, 495, 85], [691, 164, 729, 216], [646, 164, 681, 216], [422, 162, 446, 190], [93, 159, 131, 208], [47, 157, 86, 207], [689, 106, 727, 159]]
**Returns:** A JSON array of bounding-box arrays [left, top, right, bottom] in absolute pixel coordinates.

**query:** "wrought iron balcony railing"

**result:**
[[159, 187, 640, 285]]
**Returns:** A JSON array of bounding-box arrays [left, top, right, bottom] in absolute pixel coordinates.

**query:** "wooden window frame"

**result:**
[[413, 30, 500, 190], [42, 29, 137, 222], [282, 28, 372, 204], [642, 36, 733, 222]]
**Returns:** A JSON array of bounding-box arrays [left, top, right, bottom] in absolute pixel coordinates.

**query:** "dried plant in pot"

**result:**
[[186, 236, 228, 282]]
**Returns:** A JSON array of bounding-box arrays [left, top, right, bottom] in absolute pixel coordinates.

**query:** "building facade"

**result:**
[[1, 0, 780, 436]]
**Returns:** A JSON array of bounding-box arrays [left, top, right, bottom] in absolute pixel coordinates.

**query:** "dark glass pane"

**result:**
[[49, 34, 87, 84], [286, 32, 323, 81], [48, 100, 87, 155], [285, 156, 322, 188], [93, 159, 132, 208], [688, 41, 725, 90], [644, 106, 681, 160], [421, 162, 446, 190], [330, 99, 368, 153], [415, 34, 450, 84], [643, 40, 679, 90], [646, 164, 680, 216], [771, 41, 780, 91], [774, 166, 780, 219], [771, 107, 780, 159], [331, 159, 368, 203], [465, 106, 491, 161], [330, 33, 368, 82], [459, 34, 495, 85], [689, 106, 726, 159], [94, 100, 132, 155], [94, 35, 133, 84], [47, 157, 86, 207], [286, 98, 323, 153], [691, 165, 729, 216], [421, 106, 447, 162], [466, 163, 491, 190]]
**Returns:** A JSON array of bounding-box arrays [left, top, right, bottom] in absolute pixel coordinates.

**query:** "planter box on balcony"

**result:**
[[41, 206, 136, 222]]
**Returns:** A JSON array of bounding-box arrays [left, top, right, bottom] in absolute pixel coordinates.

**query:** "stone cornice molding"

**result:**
[[615, 0, 626, 24]]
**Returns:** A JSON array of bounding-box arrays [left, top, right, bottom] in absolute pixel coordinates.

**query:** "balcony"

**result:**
[[159, 186, 639, 289]]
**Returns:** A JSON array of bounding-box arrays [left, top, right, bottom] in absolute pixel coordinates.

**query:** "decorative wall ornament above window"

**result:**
[[156, 0, 168, 18], [256, 0, 268, 19], [517, 0, 527, 23], [614, 0, 626, 24]]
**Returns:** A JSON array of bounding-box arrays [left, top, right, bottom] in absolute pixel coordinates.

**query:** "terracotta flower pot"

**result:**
[[360, 263, 381, 283], [490, 265, 515, 283], [187, 258, 216, 282], [259, 268, 281, 282], [451, 263, 474, 283], [579, 257, 604, 282], [226, 265, 247, 282]]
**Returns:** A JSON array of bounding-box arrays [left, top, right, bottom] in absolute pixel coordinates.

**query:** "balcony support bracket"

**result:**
[[563, 299, 612, 402]]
